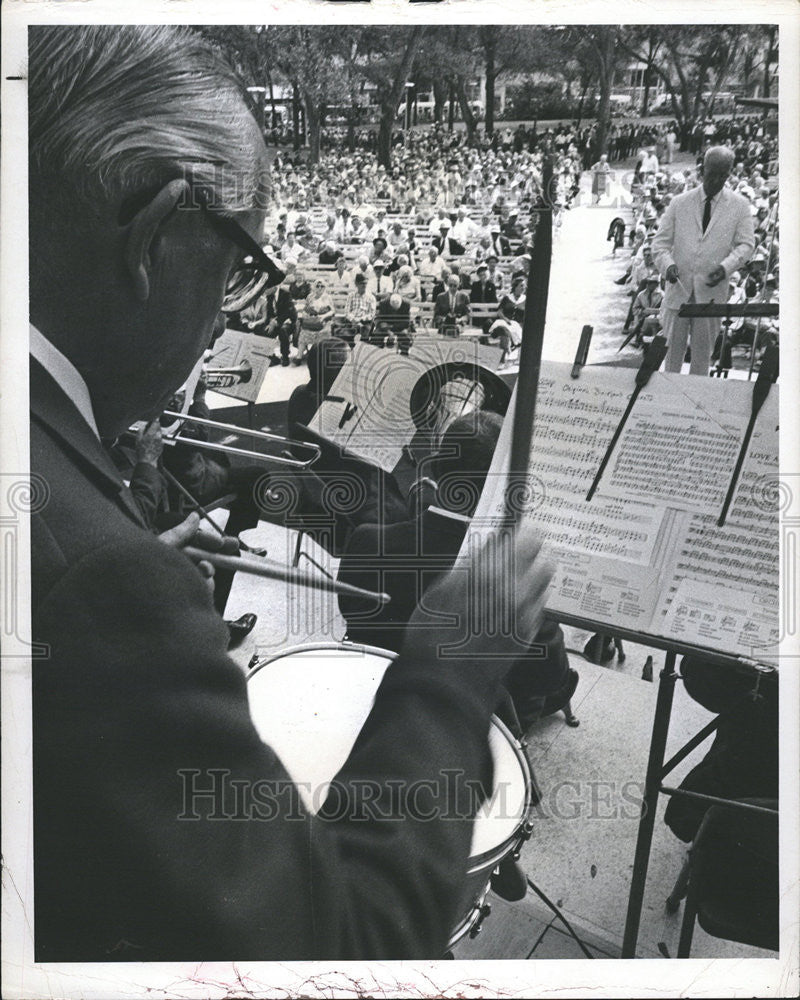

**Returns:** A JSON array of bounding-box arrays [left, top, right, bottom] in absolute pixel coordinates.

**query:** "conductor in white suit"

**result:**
[[652, 146, 755, 374]]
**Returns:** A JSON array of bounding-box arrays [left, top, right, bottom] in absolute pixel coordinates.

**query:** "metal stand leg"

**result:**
[[622, 650, 678, 957], [665, 854, 691, 914], [677, 893, 697, 958]]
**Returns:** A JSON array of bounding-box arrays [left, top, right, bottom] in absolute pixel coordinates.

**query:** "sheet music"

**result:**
[[466, 362, 779, 664], [206, 328, 275, 403], [309, 336, 503, 472], [659, 578, 779, 664], [653, 389, 779, 663], [599, 374, 760, 514]]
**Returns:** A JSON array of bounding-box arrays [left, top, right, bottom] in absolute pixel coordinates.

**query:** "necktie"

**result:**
[[702, 196, 712, 233]]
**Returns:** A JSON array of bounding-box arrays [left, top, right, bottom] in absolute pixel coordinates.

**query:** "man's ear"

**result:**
[[124, 179, 191, 302]]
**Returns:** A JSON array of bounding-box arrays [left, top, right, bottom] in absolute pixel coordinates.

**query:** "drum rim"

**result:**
[[466, 711, 534, 874], [248, 640, 398, 678]]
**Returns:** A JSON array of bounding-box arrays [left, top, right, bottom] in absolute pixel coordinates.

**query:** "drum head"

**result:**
[[248, 644, 531, 861], [247, 645, 392, 816]]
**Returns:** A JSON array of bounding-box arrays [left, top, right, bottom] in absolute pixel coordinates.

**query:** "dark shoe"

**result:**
[[490, 857, 528, 902], [269, 356, 282, 367], [583, 633, 615, 665], [226, 613, 257, 649], [281, 357, 290, 367]]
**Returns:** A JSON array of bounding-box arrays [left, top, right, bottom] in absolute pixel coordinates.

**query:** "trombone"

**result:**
[[159, 410, 321, 469]]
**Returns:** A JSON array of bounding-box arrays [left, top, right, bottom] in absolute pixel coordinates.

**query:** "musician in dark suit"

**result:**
[[432, 224, 452, 256], [27, 25, 554, 962], [264, 282, 299, 365], [433, 274, 471, 334], [337, 411, 577, 729]]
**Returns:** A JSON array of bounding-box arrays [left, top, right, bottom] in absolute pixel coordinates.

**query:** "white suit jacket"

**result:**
[[652, 186, 755, 310]]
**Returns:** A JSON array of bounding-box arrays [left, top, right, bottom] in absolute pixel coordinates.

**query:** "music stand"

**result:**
[[678, 301, 778, 378]]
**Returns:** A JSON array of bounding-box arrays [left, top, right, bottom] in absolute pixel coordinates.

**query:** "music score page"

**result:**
[[468, 362, 779, 665]]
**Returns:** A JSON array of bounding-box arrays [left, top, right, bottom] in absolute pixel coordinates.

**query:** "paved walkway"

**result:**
[[545, 173, 637, 366]]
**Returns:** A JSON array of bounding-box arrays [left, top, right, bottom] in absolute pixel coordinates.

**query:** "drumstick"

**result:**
[[183, 546, 391, 605], [161, 467, 226, 539]]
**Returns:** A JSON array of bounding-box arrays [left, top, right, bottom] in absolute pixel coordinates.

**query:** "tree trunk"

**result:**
[[484, 35, 497, 135], [265, 67, 277, 131], [375, 25, 425, 170], [641, 66, 653, 116], [305, 95, 321, 165], [292, 82, 301, 152], [592, 29, 617, 159], [576, 80, 590, 127], [763, 26, 777, 97], [377, 112, 393, 170], [433, 77, 447, 123], [456, 77, 477, 145], [447, 80, 456, 131]]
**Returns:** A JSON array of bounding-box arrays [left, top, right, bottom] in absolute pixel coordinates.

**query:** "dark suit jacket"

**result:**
[[433, 290, 471, 322], [469, 279, 498, 304], [337, 509, 570, 705], [265, 287, 297, 327], [30, 357, 500, 962], [376, 297, 412, 330]]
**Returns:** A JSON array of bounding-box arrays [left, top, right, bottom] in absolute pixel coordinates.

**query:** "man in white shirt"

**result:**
[[640, 147, 659, 178], [449, 208, 477, 254], [367, 261, 393, 300], [428, 207, 451, 238], [347, 255, 372, 289], [419, 247, 446, 280]]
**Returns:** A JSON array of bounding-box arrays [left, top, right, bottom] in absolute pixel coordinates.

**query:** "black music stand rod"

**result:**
[[571, 325, 593, 379], [585, 335, 668, 502], [717, 341, 779, 527], [507, 154, 553, 516]]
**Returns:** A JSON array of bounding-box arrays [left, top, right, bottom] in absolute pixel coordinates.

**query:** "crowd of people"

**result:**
[[225, 125, 588, 367], [605, 122, 778, 368]]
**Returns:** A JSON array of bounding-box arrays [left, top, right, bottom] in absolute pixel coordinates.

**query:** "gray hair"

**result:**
[[29, 25, 266, 212]]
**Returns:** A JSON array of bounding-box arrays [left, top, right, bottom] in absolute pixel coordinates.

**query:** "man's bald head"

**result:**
[[702, 146, 734, 198]]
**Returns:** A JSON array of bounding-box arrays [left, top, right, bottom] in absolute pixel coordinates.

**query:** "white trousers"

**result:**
[[661, 307, 721, 376]]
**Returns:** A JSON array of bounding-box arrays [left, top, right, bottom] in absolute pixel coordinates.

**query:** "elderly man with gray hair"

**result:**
[[652, 145, 755, 374], [27, 25, 553, 963]]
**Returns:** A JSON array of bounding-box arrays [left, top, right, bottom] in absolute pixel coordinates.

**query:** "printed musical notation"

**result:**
[[468, 362, 779, 666], [309, 337, 503, 472]]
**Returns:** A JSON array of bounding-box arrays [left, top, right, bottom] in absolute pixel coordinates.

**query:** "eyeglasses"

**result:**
[[193, 188, 285, 288], [117, 181, 285, 311]]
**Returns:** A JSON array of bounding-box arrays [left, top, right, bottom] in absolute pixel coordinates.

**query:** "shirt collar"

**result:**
[[702, 187, 724, 208], [29, 325, 99, 439]]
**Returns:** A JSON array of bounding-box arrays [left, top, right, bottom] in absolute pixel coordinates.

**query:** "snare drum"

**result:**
[[247, 643, 534, 950]]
